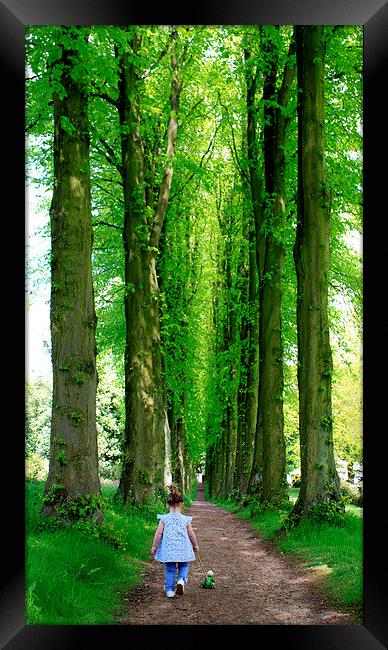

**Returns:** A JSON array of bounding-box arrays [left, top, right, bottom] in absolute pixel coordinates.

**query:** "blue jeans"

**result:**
[[164, 562, 189, 591]]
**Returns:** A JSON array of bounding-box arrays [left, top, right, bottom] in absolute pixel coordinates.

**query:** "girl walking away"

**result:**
[[151, 484, 199, 598]]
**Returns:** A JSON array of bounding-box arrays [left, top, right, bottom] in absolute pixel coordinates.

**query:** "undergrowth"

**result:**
[[26, 479, 195, 624]]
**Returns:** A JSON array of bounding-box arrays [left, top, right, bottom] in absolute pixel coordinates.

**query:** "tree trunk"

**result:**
[[240, 240, 259, 494], [117, 29, 181, 503], [169, 390, 186, 490], [291, 26, 341, 520], [245, 45, 266, 494], [244, 48, 266, 280], [43, 28, 102, 522], [234, 207, 259, 496], [234, 228, 249, 496], [115, 38, 160, 503], [206, 278, 222, 499], [224, 249, 238, 497], [256, 29, 296, 505]]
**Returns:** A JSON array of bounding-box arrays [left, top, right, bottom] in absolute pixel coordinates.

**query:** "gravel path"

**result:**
[[117, 483, 353, 625]]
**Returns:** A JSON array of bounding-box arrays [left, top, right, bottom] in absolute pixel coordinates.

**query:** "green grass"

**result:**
[[25, 479, 176, 624], [276, 513, 362, 612], [211, 489, 362, 621]]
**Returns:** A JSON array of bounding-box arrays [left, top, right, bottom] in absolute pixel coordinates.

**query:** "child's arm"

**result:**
[[187, 524, 199, 552], [151, 521, 164, 555]]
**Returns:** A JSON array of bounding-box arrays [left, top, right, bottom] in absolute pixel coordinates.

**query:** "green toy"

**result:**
[[202, 572, 215, 589], [196, 550, 215, 589]]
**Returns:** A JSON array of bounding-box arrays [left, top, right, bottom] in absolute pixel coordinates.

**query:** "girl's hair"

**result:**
[[166, 483, 183, 506]]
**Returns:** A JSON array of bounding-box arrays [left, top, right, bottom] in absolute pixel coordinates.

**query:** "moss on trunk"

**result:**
[[291, 26, 341, 522], [43, 28, 102, 522]]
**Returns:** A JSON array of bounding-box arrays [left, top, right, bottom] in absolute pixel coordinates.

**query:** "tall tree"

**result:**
[[233, 196, 259, 497], [26, 25, 362, 509], [243, 42, 266, 493], [255, 27, 296, 505], [161, 202, 195, 493], [291, 26, 341, 520], [116, 27, 183, 503], [231, 95, 260, 497], [43, 27, 102, 521], [216, 185, 240, 495]]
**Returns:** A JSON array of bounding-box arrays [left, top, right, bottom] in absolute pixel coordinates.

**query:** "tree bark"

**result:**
[[213, 187, 240, 498], [241, 238, 259, 494], [168, 387, 187, 490], [117, 28, 181, 503], [244, 47, 266, 282], [291, 26, 341, 520], [43, 28, 102, 521], [255, 29, 296, 505], [244, 45, 267, 494], [234, 207, 259, 496], [206, 270, 225, 498], [224, 239, 238, 496]]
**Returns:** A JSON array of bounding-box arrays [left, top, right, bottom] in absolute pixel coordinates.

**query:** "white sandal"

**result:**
[[175, 578, 185, 595]]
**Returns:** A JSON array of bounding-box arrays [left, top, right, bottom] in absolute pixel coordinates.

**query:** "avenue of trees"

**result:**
[[26, 24, 362, 523]]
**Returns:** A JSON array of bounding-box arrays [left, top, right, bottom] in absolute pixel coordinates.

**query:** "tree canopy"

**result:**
[[26, 25, 362, 519]]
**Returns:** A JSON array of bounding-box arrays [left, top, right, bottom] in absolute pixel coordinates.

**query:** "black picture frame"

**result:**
[[3, 0, 387, 647]]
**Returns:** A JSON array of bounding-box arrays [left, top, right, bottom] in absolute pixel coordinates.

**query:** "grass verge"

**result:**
[[210, 489, 362, 622], [26, 479, 195, 624]]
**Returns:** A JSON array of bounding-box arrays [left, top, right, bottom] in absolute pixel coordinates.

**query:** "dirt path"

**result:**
[[117, 483, 353, 625]]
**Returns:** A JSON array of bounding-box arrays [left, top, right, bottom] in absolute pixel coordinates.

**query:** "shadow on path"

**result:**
[[117, 482, 353, 625]]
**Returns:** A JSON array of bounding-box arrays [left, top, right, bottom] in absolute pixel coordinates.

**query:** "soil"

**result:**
[[116, 482, 354, 625]]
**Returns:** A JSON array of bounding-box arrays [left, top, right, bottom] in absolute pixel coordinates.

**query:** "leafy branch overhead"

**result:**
[[26, 25, 362, 516]]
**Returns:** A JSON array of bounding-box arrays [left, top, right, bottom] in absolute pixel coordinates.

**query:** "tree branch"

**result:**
[[26, 113, 43, 132], [149, 27, 182, 250], [182, 98, 205, 121], [218, 91, 249, 184], [93, 180, 124, 204], [25, 74, 42, 81], [142, 34, 172, 79], [94, 138, 123, 176], [95, 175, 123, 187], [169, 122, 221, 203], [89, 90, 119, 109], [92, 219, 123, 232]]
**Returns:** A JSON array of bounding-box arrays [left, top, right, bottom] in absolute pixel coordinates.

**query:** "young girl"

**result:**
[[151, 484, 199, 598]]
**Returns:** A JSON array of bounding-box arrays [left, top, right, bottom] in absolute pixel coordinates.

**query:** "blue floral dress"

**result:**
[[154, 513, 196, 563]]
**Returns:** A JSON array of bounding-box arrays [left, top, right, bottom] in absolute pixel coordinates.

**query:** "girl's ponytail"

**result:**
[[166, 483, 184, 506]]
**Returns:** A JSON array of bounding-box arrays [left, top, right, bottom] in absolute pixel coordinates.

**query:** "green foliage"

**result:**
[[69, 410, 84, 423], [42, 483, 66, 505], [309, 499, 347, 526], [60, 115, 76, 136], [332, 359, 362, 464], [54, 494, 103, 520], [244, 492, 292, 519], [96, 355, 125, 480], [26, 480, 158, 624], [26, 24, 362, 505], [25, 379, 52, 460], [55, 449, 67, 466], [138, 469, 153, 486], [25, 355, 125, 482]]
